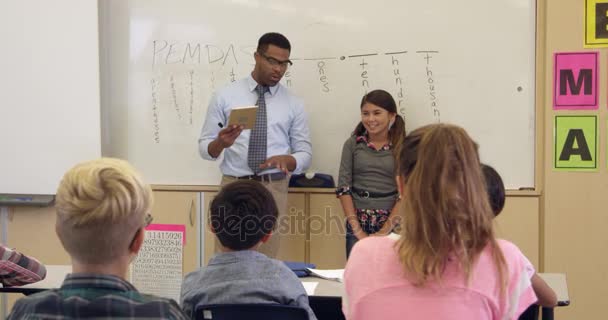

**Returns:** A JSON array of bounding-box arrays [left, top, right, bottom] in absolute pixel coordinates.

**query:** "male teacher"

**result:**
[[198, 32, 312, 258]]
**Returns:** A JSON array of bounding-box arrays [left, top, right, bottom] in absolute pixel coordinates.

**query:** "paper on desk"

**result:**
[[306, 268, 344, 282], [302, 282, 319, 295]]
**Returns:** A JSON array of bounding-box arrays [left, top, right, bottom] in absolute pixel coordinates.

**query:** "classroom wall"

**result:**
[[542, 1, 608, 319]]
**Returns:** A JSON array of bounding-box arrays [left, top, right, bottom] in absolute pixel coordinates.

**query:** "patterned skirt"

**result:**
[[355, 208, 390, 234]]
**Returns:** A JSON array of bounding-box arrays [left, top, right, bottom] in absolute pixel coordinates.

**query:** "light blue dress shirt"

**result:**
[[198, 75, 312, 176]]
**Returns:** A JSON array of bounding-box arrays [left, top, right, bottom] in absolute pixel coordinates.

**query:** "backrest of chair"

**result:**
[[519, 304, 540, 320], [195, 304, 309, 320]]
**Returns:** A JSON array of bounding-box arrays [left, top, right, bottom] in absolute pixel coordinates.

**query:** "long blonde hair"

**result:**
[[396, 124, 507, 291]]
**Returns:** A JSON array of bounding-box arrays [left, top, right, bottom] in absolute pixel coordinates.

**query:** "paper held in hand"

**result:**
[[227, 105, 258, 129], [306, 268, 344, 282]]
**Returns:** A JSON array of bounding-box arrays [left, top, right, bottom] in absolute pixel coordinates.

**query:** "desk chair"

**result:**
[[194, 304, 309, 320], [518, 303, 569, 320], [519, 304, 539, 320]]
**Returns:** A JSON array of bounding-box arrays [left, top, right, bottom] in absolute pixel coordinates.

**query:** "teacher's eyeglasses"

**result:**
[[259, 52, 292, 68]]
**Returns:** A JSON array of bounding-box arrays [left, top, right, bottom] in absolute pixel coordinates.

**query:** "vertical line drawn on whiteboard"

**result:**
[[210, 71, 215, 91], [170, 75, 183, 121], [229, 67, 237, 82], [151, 78, 160, 143], [189, 70, 194, 125]]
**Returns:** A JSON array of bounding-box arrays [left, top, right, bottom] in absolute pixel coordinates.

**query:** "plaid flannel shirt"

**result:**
[[0, 245, 46, 287], [8, 273, 188, 319]]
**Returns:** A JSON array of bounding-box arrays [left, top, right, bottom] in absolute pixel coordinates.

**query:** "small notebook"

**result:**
[[228, 105, 258, 129], [283, 261, 316, 277], [306, 268, 344, 282]]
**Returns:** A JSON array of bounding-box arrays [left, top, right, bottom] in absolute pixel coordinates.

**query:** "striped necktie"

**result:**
[[248, 85, 268, 174]]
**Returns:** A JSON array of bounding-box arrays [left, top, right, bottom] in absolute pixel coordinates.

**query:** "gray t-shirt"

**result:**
[[180, 250, 317, 320], [338, 135, 398, 210]]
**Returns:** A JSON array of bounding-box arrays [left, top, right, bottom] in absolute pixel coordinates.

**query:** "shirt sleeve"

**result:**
[[0, 245, 47, 287], [337, 138, 354, 196], [521, 254, 536, 279], [179, 274, 195, 318], [289, 99, 312, 174], [198, 92, 227, 160], [501, 241, 538, 319], [6, 298, 25, 319], [279, 267, 318, 320], [294, 290, 318, 320]]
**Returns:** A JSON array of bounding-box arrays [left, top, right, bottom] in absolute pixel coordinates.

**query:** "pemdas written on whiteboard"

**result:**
[[148, 41, 441, 144]]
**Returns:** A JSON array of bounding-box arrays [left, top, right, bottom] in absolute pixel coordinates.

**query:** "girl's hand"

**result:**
[[354, 231, 369, 240]]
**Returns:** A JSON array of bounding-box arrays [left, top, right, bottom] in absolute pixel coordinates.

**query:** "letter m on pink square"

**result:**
[[554, 52, 598, 110]]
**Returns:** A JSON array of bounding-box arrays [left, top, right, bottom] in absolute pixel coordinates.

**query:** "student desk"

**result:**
[[300, 273, 570, 320], [301, 277, 346, 320], [0, 267, 570, 320], [537, 273, 571, 319]]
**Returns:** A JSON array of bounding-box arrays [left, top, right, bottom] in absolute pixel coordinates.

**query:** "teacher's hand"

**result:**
[[260, 155, 296, 174], [217, 125, 243, 148]]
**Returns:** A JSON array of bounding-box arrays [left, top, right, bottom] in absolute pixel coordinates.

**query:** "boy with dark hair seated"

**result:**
[[180, 180, 317, 319], [482, 164, 557, 307]]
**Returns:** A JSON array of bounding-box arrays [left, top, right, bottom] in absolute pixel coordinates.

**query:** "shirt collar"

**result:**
[[247, 73, 279, 96], [208, 250, 268, 266], [356, 133, 392, 151], [61, 273, 137, 292]]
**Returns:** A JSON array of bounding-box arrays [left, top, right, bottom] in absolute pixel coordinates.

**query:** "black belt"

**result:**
[[232, 172, 287, 182], [352, 187, 398, 198]]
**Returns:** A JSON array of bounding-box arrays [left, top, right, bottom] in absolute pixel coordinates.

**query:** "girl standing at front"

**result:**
[[336, 89, 406, 258]]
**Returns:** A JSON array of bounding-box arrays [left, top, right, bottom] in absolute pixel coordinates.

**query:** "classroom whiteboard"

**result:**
[[100, 0, 536, 189], [0, 0, 101, 195]]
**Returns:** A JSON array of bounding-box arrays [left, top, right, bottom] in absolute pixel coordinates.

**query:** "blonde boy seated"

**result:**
[[8, 158, 187, 319]]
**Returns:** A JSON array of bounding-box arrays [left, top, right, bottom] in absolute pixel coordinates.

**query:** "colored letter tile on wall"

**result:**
[[553, 52, 598, 110], [554, 115, 597, 171], [585, 0, 608, 48]]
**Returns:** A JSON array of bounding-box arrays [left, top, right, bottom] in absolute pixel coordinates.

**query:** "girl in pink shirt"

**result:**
[[343, 124, 537, 320]]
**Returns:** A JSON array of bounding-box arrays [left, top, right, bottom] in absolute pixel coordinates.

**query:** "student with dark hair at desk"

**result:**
[[8, 158, 187, 319], [0, 245, 46, 287], [336, 89, 406, 258], [483, 164, 558, 308], [180, 180, 317, 320], [343, 124, 537, 320]]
